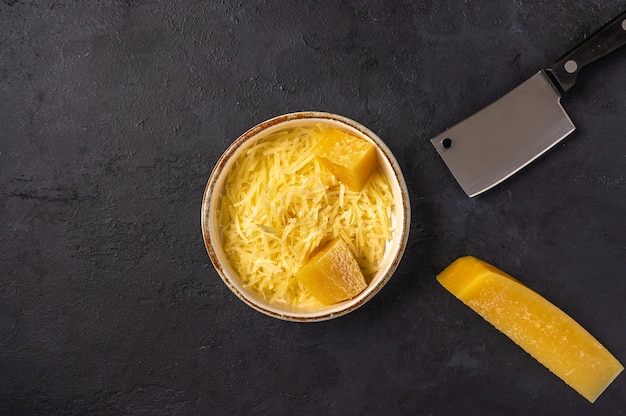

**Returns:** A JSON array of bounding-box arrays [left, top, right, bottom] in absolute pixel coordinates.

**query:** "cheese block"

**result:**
[[295, 239, 367, 305], [437, 256, 623, 403], [313, 128, 377, 192]]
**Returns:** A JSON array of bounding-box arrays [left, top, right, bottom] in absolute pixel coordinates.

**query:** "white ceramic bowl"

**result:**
[[201, 112, 410, 321]]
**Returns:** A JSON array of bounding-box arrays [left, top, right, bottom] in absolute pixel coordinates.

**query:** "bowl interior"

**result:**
[[201, 112, 410, 321]]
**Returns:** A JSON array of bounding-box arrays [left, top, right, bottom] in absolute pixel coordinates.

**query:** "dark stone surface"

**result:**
[[1, 1, 625, 415]]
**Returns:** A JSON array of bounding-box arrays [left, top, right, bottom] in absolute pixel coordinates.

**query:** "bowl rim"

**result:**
[[201, 111, 411, 321]]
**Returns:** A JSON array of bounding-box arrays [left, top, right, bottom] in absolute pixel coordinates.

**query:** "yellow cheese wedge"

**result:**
[[437, 256, 623, 403], [295, 239, 367, 305], [313, 128, 377, 192]]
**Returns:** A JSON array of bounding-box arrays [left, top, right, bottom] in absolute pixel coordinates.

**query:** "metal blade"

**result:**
[[431, 71, 576, 197]]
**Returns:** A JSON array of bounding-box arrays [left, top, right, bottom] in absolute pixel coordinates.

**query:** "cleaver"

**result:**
[[431, 10, 626, 197]]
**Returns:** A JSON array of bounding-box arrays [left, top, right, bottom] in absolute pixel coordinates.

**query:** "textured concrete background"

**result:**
[[1, 1, 625, 415]]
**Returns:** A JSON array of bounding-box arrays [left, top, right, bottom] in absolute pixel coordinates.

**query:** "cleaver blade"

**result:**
[[431, 71, 573, 198], [431, 10, 626, 197]]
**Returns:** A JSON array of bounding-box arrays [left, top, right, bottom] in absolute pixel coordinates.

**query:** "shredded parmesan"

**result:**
[[218, 124, 395, 307]]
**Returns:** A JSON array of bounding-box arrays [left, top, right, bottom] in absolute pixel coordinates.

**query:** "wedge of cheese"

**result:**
[[295, 239, 367, 305], [437, 256, 623, 403], [313, 128, 377, 192]]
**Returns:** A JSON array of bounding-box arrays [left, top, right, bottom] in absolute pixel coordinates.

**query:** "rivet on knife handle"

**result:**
[[545, 10, 626, 93]]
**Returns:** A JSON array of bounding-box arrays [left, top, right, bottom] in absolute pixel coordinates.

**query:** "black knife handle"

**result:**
[[545, 10, 626, 94]]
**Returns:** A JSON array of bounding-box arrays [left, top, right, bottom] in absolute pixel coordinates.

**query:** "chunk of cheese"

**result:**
[[437, 256, 623, 403], [313, 128, 378, 192], [295, 238, 367, 305], [218, 124, 394, 307]]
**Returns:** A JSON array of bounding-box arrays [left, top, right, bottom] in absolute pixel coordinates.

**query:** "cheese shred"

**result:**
[[218, 124, 395, 307]]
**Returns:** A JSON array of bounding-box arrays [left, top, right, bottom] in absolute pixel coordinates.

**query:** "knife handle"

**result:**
[[545, 10, 626, 93]]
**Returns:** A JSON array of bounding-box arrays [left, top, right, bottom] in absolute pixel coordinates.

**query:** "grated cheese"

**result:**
[[218, 124, 395, 307]]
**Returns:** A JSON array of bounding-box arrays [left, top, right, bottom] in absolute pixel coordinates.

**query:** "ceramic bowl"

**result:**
[[201, 112, 410, 321]]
